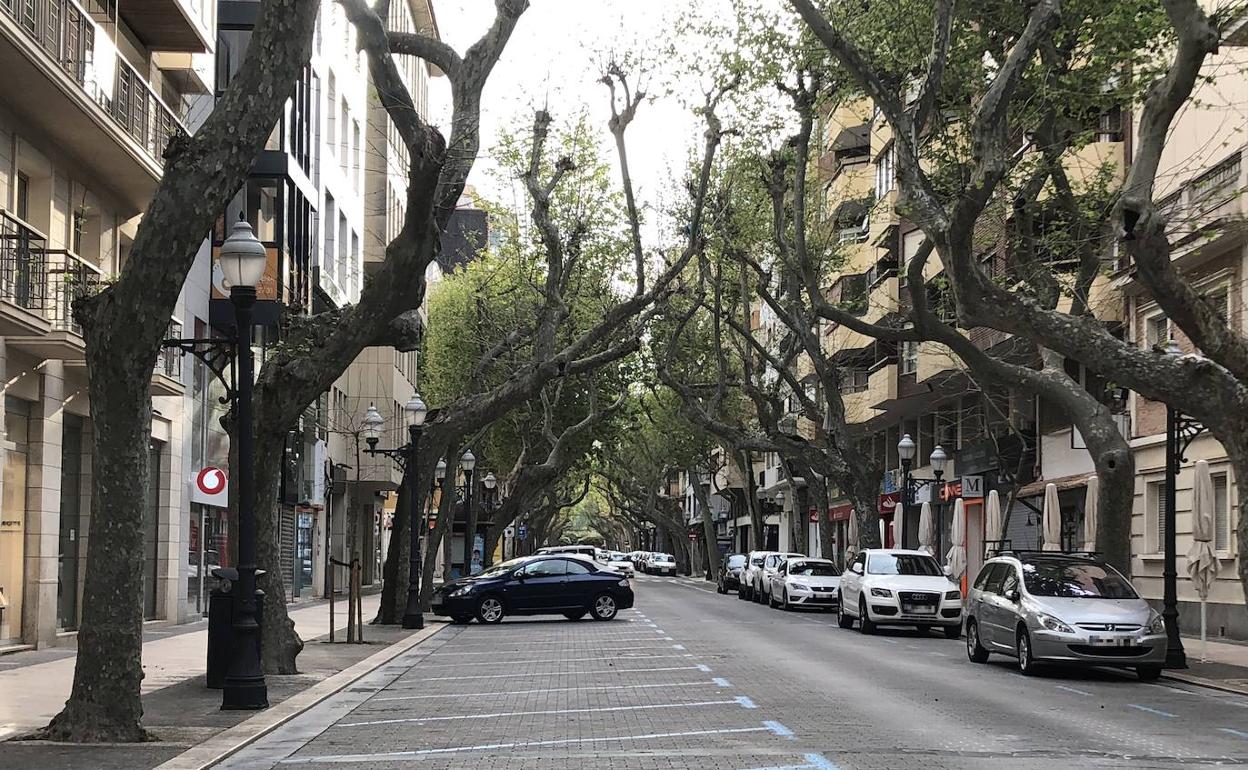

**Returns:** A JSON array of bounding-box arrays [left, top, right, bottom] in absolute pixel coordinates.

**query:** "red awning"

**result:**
[[829, 503, 853, 522]]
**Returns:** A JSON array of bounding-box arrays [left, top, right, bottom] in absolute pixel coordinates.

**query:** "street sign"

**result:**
[[961, 475, 985, 498], [191, 467, 228, 506], [517, 524, 527, 541], [504, 526, 515, 538], [688, 532, 697, 540]]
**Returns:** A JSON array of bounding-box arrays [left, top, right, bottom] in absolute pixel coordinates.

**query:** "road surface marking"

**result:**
[[278, 725, 779, 763], [882, 639, 899, 645], [411, 652, 693, 669], [1220, 728, 1248, 740], [408, 665, 707, 682], [736, 696, 758, 709], [427, 644, 684, 657], [1128, 704, 1178, 718], [742, 754, 841, 770], [713, 677, 732, 687], [764, 721, 796, 739], [1054, 685, 1094, 697], [673, 644, 686, 650], [336, 698, 752, 728], [372, 680, 723, 702]]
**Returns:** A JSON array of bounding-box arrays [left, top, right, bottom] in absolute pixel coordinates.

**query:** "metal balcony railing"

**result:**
[[1, 210, 103, 332], [156, 319, 182, 378], [0, 0, 183, 165]]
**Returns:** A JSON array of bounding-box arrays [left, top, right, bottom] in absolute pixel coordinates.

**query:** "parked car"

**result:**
[[838, 549, 962, 637], [630, 551, 651, 570], [755, 552, 805, 604], [768, 557, 841, 611], [430, 554, 634, 624], [644, 553, 678, 575], [738, 551, 771, 601], [607, 556, 635, 578], [964, 552, 1165, 680], [716, 553, 747, 594], [536, 544, 598, 560]]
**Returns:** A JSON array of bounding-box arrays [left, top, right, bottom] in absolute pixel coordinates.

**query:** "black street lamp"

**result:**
[[218, 217, 269, 711], [1163, 340, 1202, 669], [896, 435, 947, 552], [363, 393, 428, 630], [460, 449, 477, 576]]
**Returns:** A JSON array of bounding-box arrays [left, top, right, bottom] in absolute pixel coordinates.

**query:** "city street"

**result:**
[[212, 576, 1248, 769]]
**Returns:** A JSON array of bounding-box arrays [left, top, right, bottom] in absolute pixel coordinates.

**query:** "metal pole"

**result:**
[[933, 472, 944, 561], [1163, 404, 1188, 669], [462, 469, 475, 576], [402, 425, 424, 629], [222, 285, 267, 710], [899, 460, 912, 549]]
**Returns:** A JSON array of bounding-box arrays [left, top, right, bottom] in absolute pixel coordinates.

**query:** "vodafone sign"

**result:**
[[192, 466, 228, 506]]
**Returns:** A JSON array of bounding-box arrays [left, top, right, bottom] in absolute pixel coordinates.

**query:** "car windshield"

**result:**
[[1021, 560, 1138, 599], [477, 557, 529, 578], [726, 555, 746, 568], [867, 553, 942, 576], [790, 562, 839, 577], [750, 556, 765, 566], [655, 554, 674, 563]]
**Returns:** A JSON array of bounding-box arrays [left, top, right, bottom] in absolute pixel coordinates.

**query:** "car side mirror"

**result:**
[[852, 564, 863, 575], [1004, 588, 1019, 602], [512, 571, 526, 581], [943, 565, 952, 577]]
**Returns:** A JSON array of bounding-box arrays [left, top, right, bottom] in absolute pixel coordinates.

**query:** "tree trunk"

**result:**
[[739, 450, 765, 550], [689, 471, 719, 579], [1080, 416, 1135, 574], [373, 479, 405, 625], [254, 429, 303, 674], [420, 473, 456, 610]]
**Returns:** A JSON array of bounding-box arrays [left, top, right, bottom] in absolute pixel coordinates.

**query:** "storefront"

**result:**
[[878, 491, 899, 548], [828, 502, 853, 565], [0, 397, 29, 644]]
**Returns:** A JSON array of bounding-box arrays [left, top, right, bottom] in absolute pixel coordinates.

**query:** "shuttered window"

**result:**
[[1213, 473, 1231, 553], [1147, 480, 1164, 553]]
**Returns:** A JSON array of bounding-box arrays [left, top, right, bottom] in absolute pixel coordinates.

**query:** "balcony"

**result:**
[[0, 210, 103, 347], [119, 0, 211, 53], [151, 318, 183, 396], [0, 0, 186, 212]]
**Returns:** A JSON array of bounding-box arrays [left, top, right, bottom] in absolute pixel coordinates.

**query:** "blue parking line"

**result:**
[[736, 696, 758, 709], [1221, 728, 1248, 740], [713, 677, 732, 687], [763, 720, 796, 739], [1128, 704, 1177, 718], [739, 754, 841, 770]]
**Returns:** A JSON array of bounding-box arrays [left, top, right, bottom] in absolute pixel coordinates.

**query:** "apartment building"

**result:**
[[811, 39, 1245, 638], [0, 0, 213, 647]]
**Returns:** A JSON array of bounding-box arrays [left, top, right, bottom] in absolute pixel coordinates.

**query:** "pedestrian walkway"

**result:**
[[0, 593, 383, 740], [1174, 635, 1248, 695]]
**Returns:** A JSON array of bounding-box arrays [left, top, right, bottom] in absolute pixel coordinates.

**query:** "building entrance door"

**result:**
[[1, 398, 30, 643]]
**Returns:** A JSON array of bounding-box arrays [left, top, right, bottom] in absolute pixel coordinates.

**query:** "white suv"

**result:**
[[838, 548, 962, 638]]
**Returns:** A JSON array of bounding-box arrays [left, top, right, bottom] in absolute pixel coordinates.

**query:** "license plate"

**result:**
[[1089, 635, 1131, 647], [903, 604, 935, 614]]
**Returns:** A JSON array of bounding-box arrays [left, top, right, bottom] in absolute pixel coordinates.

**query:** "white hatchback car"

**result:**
[[755, 551, 805, 604], [768, 557, 841, 611], [838, 549, 962, 638], [607, 557, 635, 578]]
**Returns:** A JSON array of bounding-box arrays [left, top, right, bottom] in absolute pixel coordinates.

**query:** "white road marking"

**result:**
[[763, 720, 796, 739], [336, 698, 752, 728], [372, 680, 724, 702], [1129, 704, 1178, 718], [411, 653, 693, 669], [1220, 728, 1248, 740], [426, 644, 685, 657], [278, 725, 779, 764], [408, 665, 707, 682], [1054, 685, 1094, 697], [712, 677, 732, 687]]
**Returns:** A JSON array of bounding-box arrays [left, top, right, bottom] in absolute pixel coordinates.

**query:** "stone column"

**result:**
[[23, 359, 63, 648]]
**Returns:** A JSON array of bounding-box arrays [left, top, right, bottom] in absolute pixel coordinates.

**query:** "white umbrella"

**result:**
[[984, 489, 1003, 557], [878, 517, 886, 549], [1187, 460, 1220, 662], [946, 497, 966, 581], [1042, 483, 1062, 551], [1082, 475, 1099, 552], [917, 501, 935, 555], [845, 512, 859, 569], [892, 506, 904, 549]]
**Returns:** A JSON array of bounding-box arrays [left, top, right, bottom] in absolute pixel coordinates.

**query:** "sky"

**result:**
[[426, 0, 725, 214]]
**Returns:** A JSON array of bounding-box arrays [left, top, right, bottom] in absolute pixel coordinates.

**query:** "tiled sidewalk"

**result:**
[[1172, 635, 1248, 694], [0, 593, 383, 740]]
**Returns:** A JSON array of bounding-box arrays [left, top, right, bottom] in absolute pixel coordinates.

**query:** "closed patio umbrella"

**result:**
[[1082, 475, 1099, 552], [918, 501, 935, 555], [845, 512, 859, 569], [984, 489, 1003, 556], [946, 498, 966, 582], [1042, 483, 1062, 551], [1187, 460, 1219, 662], [892, 505, 905, 549]]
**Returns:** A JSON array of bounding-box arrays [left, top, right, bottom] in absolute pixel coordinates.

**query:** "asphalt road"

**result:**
[[220, 575, 1248, 769]]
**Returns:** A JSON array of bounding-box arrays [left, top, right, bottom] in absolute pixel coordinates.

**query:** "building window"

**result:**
[[1145, 313, 1169, 350], [1146, 480, 1164, 553], [327, 73, 336, 149], [900, 339, 918, 375], [1203, 286, 1229, 325], [16, 172, 29, 221], [875, 142, 895, 197], [1213, 472, 1231, 552]]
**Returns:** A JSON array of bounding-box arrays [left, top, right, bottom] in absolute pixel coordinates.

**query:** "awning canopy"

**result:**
[[832, 198, 871, 226], [831, 123, 870, 152]]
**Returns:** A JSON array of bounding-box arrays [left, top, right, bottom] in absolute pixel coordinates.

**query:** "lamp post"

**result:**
[[897, 434, 917, 549], [460, 450, 476, 576], [482, 471, 497, 565], [1163, 340, 1201, 669], [219, 217, 268, 711], [896, 435, 948, 555], [930, 445, 948, 558], [363, 395, 428, 629]]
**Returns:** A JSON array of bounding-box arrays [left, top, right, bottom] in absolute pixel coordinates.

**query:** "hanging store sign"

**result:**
[[192, 467, 228, 506]]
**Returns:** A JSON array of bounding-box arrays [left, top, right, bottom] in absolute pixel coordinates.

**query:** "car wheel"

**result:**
[[1136, 665, 1163, 682], [717, 581, 727, 595], [780, 589, 790, 611], [837, 603, 854, 629], [756, 585, 767, 604], [966, 620, 989, 662], [858, 598, 875, 634], [1017, 627, 1038, 675], [591, 593, 618, 621], [450, 614, 473, 625], [768, 589, 778, 608], [737, 585, 747, 601], [475, 595, 505, 624], [943, 624, 961, 640], [563, 610, 586, 621]]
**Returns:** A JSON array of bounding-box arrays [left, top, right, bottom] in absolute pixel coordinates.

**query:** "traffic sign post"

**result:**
[[517, 524, 527, 541]]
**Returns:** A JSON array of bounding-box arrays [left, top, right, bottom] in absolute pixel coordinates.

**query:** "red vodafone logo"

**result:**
[[196, 467, 227, 496]]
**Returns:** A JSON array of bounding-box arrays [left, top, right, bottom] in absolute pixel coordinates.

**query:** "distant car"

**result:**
[[964, 553, 1165, 680], [738, 551, 771, 601], [838, 549, 962, 638], [430, 555, 634, 624], [755, 552, 805, 604], [536, 545, 598, 560], [607, 557, 635, 578], [768, 557, 841, 611], [716, 553, 747, 594], [644, 553, 677, 575], [630, 551, 651, 570]]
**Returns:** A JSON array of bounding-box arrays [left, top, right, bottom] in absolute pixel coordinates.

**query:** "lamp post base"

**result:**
[[402, 612, 425, 630], [221, 676, 269, 710]]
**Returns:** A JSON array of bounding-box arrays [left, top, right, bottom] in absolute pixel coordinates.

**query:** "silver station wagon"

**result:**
[[964, 552, 1167, 681]]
